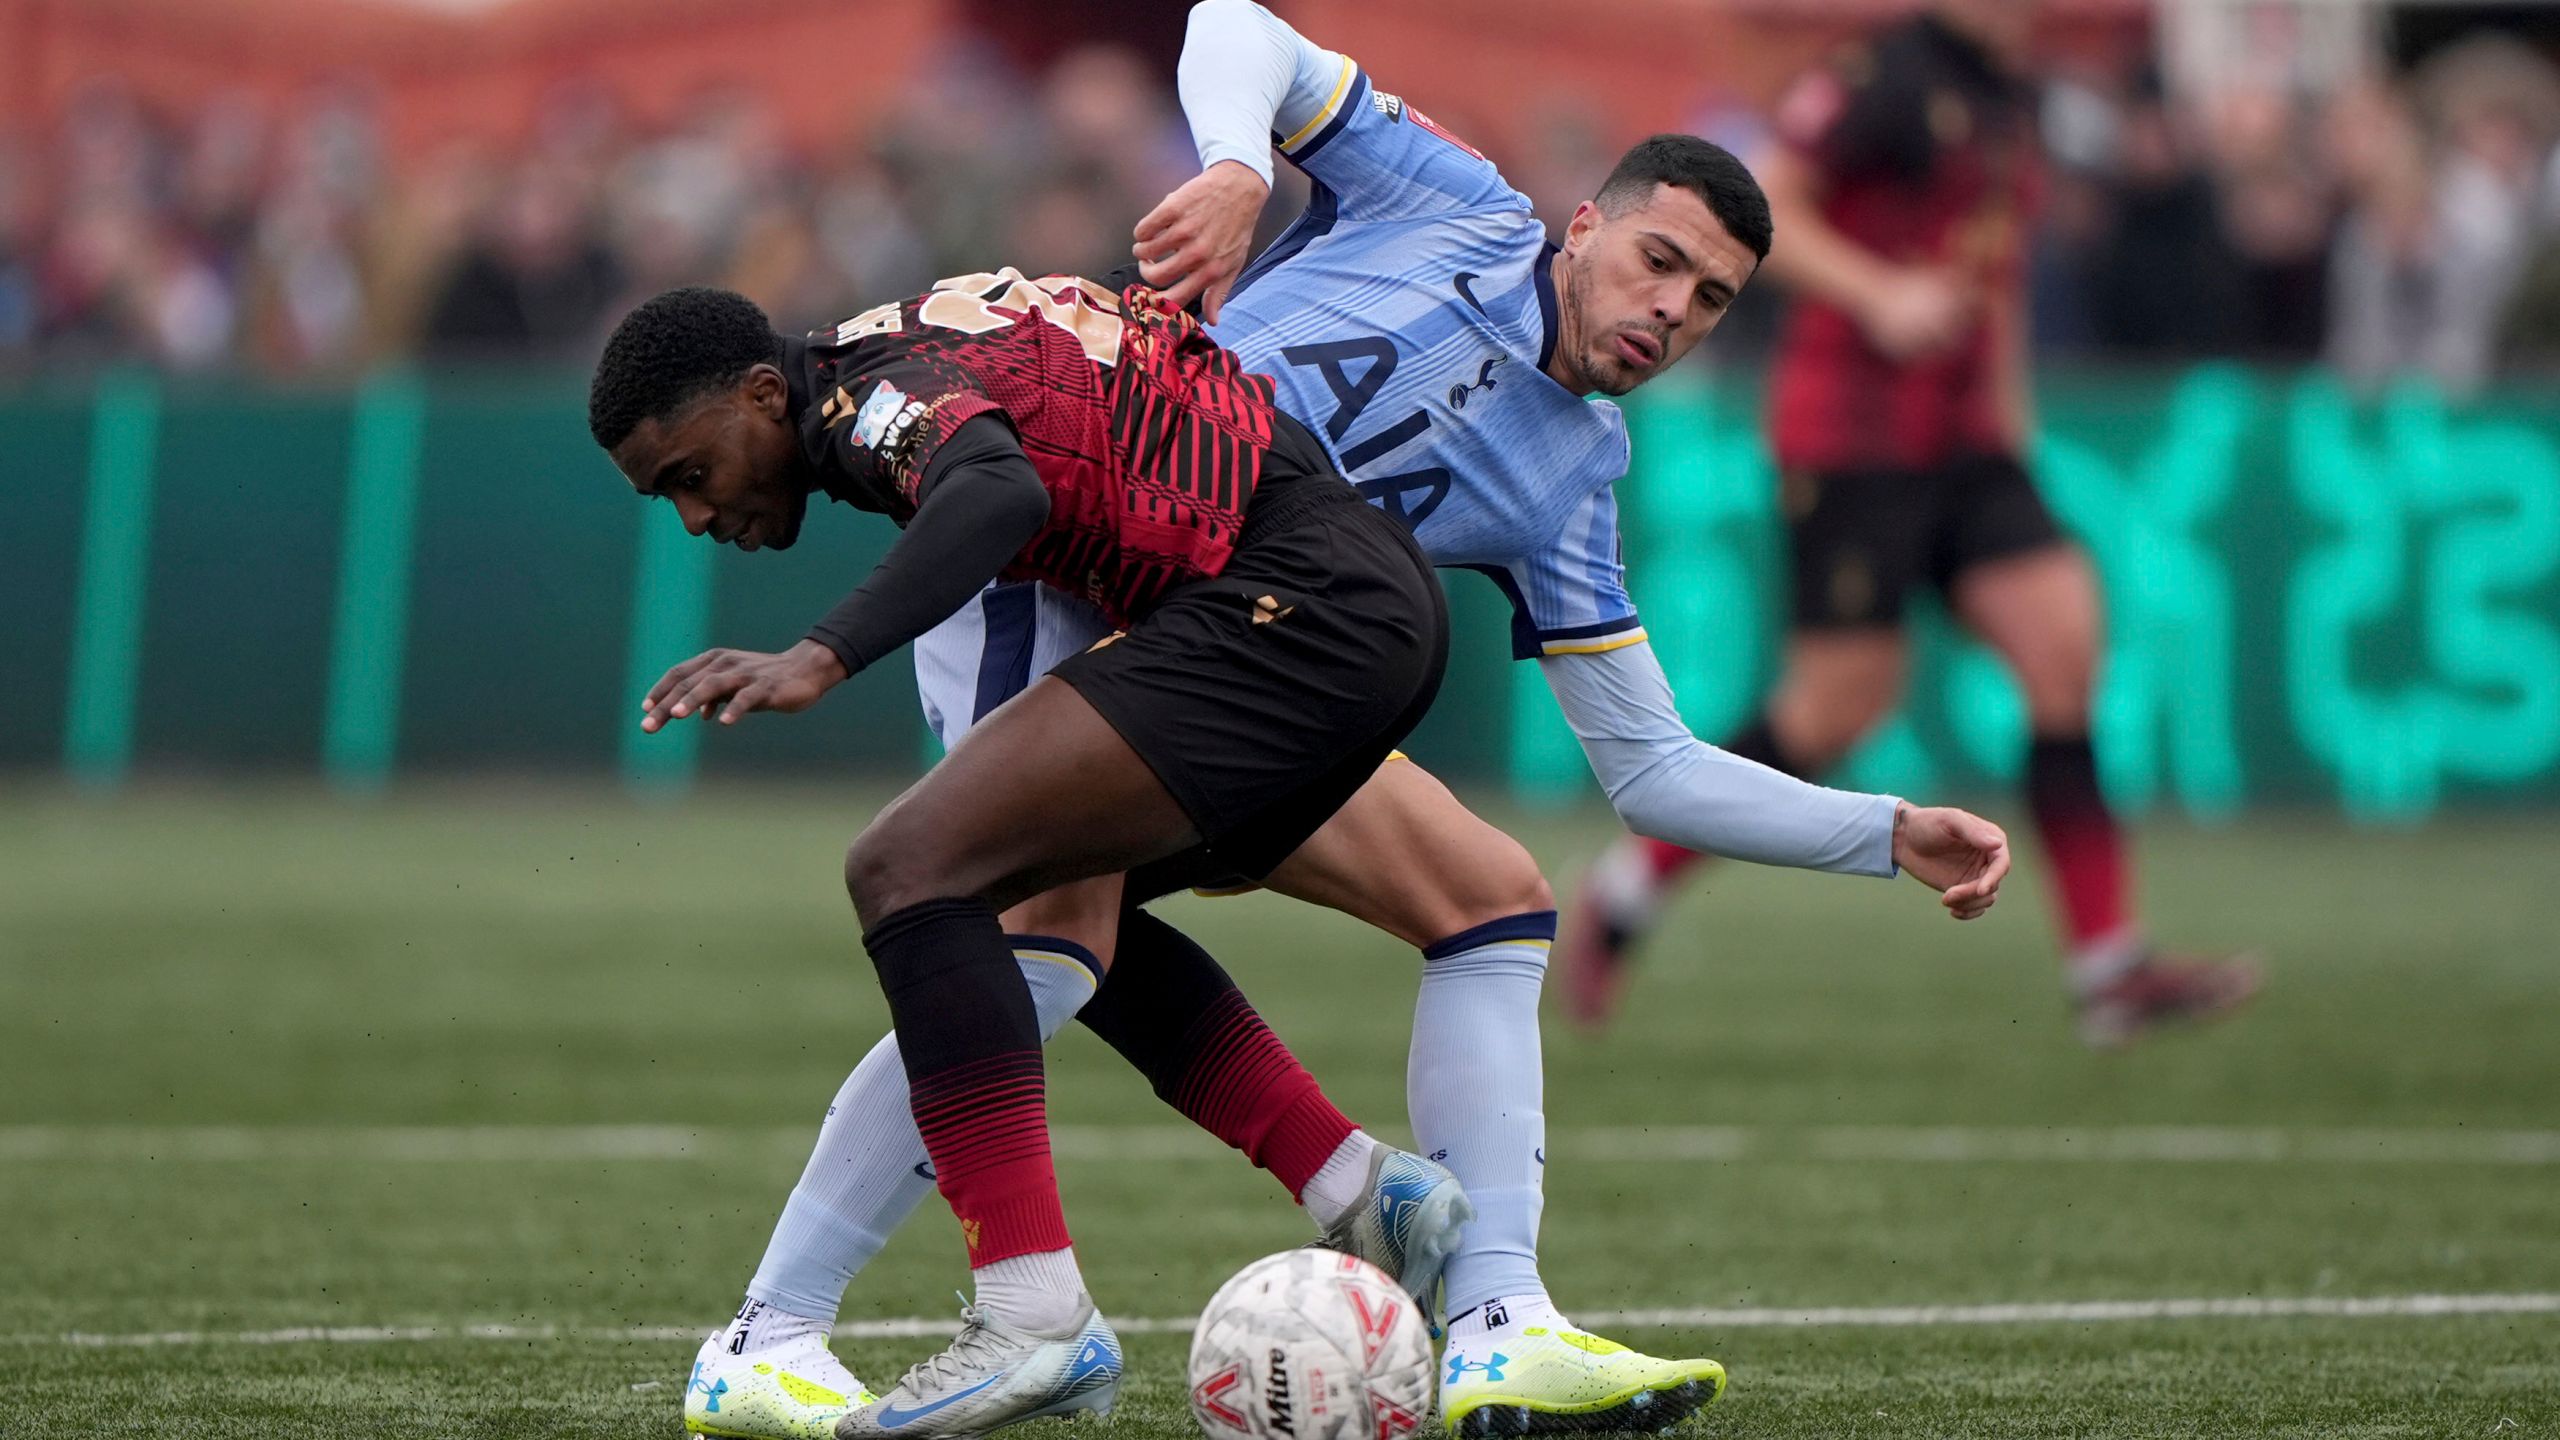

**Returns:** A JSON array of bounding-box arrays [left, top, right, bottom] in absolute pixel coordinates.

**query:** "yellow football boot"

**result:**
[[1441, 1313, 1725, 1436]]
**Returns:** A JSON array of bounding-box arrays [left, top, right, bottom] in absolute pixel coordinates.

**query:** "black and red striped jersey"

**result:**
[[793, 269, 1280, 625], [1766, 14, 2042, 471]]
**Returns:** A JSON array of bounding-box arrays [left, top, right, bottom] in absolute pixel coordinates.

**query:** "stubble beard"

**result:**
[[1558, 246, 1641, 398]]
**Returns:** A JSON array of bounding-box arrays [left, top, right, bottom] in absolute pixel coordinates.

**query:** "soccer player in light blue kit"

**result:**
[[683, 6, 2014, 1439]]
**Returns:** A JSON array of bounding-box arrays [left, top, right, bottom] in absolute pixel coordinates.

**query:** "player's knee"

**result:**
[[1480, 839, 1556, 922], [1404, 834, 1553, 950], [2012, 641, 2096, 729], [843, 824, 951, 926]]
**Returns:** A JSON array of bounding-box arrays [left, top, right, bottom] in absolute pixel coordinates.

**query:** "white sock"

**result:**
[[1298, 1128, 1381, 1230], [971, 1246, 1088, 1334], [1411, 914, 1557, 1321], [1444, 1291, 1565, 1345], [2069, 926, 2145, 996], [745, 939, 1102, 1320], [717, 1296, 829, 1355], [1585, 836, 1664, 931]]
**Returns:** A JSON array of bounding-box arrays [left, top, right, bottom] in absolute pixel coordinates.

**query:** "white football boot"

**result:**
[[834, 1299, 1120, 1439], [685, 1326, 878, 1440]]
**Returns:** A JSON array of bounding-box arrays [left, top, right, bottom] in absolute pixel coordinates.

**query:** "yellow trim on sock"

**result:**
[[1012, 948, 1101, 994]]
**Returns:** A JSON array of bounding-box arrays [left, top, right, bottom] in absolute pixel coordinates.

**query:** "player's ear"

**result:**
[[746, 363, 791, 420], [1563, 200, 1604, 251]]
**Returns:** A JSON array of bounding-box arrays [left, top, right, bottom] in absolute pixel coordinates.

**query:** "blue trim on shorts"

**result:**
[[1422, 909, 1560, 960], [972, 584, 1040, 722]]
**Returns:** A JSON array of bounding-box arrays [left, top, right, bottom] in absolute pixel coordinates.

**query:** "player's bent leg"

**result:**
[[835, 683, 1197, 1440], [701, 935, 1109, 1440], [1074, 906, 1472, 1301], [1562, 627, 1906, 1029], [1000, 875, 1125, 977], [1951, 544, 2261, 1042], [845, 474, 1447, 1439], [1261, 757, 1555, 950], [679, 600, 1123, 1440], [1947, 542, 2100, 733], [1253, 760, 1553, 1317], [845, 678, 1199, 925], [1763, 627, 1911, 770]]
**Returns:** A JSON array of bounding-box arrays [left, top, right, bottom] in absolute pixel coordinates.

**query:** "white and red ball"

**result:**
[[1187, 1249, 1434, 1440]]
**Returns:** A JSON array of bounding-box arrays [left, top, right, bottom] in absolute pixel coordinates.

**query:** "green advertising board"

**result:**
[[3, 365, 2555, 818]]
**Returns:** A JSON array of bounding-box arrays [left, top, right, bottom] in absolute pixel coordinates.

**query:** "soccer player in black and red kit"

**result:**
[[589, 272, 1465, 1436], [1565, 0, 2258, 1045]]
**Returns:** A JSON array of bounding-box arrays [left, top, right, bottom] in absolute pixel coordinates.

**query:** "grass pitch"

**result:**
[[4, 786, 2556, 1437]]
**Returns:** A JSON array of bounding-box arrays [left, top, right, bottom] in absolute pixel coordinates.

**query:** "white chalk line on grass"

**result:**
[[18, 1294, 2560, 1350], [4, 1124, 2558, 1166]]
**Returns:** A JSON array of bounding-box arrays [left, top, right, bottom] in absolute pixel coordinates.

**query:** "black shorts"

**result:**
[[1784, 451, 2067, 629], [1052, 414, 1448, 894]]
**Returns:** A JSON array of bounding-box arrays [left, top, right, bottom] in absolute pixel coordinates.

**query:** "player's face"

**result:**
[[609, 364, 814, 552], [1555, 183, 1757, 397]]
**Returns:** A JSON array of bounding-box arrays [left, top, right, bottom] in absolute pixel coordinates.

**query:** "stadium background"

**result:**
[[6, 2, 2560, 1437]]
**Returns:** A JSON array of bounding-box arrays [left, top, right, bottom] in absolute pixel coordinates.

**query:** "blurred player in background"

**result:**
[[1564, 0, 2260, 1047], [688, 5, 2014, 1439]]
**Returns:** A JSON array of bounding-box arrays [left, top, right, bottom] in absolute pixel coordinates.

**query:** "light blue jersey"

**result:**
[[1210, 62, 1645, 659], [911, 0, 1897, 880]]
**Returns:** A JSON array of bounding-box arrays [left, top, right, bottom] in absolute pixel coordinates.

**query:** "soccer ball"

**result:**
[[1187, 1249, 1434, 1440]]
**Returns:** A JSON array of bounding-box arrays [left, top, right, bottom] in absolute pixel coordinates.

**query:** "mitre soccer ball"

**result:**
[[1187, 1249, 1434, 1440]]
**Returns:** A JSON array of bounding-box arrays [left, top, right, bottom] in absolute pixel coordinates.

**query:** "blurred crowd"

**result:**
[[0, 37, 1200, 379], [5, 23, 2560, 396], [2033, 31, 2560, 395]]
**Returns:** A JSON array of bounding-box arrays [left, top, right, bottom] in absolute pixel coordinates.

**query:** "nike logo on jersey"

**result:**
[[1452, 272, 1486, 314]]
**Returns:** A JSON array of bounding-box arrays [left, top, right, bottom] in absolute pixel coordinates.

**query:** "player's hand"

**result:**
[[1859, 267, 1976, 362], [1890, 802, 2009, 920], [1133, 160, 1269, 324], [640, 640, 848, 732]]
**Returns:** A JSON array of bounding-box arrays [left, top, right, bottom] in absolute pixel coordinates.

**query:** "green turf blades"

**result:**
[[3, 792, 2557, 1436]]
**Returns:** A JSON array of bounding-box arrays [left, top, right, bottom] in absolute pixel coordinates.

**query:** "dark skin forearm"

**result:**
[[638, 416, 1049, 732]]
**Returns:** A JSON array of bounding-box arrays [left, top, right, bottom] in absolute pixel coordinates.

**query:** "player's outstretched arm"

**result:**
[[1542, 640, 1899, 875], [640, 418, 1049, 732], [1541, 640, 2008, 917]]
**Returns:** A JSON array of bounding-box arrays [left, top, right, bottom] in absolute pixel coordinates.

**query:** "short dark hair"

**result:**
[[588, 286, 782, 449], [1592, 134, 1773, 261]]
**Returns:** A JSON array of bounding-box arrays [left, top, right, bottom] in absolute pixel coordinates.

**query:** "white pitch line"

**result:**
[[4, 1124, 2558, 1165], [17, 1294, 2560, 1350], [1577, 1125, 2560, 1166]]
